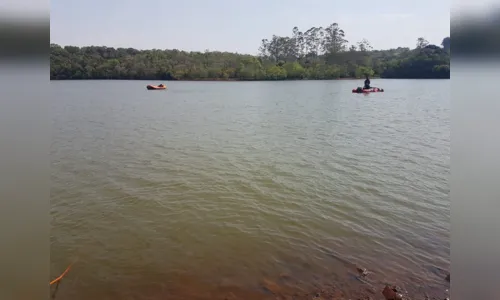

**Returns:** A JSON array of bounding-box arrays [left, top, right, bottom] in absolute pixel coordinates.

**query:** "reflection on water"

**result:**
[[50, 79, 450, 299]]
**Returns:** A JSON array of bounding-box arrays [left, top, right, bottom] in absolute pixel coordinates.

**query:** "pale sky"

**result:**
[[50, 0, 452, 54]]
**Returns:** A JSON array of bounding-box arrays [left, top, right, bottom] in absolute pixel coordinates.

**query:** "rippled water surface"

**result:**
[[50, 80, 450, 299]]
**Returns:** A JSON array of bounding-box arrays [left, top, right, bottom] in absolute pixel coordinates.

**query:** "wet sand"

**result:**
[[51, 263, 450, 300]]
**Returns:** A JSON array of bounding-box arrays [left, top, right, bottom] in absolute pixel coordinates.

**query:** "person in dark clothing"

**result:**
[[363, 75, 371, 89]]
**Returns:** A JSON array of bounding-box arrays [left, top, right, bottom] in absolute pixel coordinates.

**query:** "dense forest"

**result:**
[[50, 22, 450, 80]]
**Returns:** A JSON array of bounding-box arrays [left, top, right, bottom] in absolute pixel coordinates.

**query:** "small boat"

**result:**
[[147, 84, 167, 90], [352, 87, 384, 93]]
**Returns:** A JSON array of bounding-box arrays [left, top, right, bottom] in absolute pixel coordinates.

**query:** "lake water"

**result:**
[[50, 79, 450, 299]]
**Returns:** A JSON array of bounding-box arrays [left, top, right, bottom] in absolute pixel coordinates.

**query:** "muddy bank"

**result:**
[[155, 272, 451, 300], [54, 268, 449, 300]]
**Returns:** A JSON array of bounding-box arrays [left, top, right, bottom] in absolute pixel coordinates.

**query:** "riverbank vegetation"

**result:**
[[50, 22, 450, 80]]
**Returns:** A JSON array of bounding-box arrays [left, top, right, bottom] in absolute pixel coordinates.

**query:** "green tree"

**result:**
[[441, 37, 450, 53], [416, 37, 430, 49], [265, 65, 287, 80], [355, 66, 374, 78], [283, 62, 306, 79], [357, 39, 372, 52]]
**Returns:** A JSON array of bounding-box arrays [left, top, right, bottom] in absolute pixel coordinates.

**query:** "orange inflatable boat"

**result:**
[[147, 84, 167, 90]]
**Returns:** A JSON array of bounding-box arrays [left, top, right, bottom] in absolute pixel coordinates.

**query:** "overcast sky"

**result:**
[[50, 0, 452, 54]]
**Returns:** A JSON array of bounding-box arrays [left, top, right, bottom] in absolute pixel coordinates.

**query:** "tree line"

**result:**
[[50, 22, 450, 80]]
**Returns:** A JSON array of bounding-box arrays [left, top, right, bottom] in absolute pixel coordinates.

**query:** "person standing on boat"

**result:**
[[363, 75, 371, 89]]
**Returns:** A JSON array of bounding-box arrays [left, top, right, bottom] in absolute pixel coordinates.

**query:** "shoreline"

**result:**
[[51, 260, 451, 300], [52, 270, 451, 300], [49, 77, 449, 81]]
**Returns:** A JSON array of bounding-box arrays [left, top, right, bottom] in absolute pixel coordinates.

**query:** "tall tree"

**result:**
[[416, 37, 430, 49], [292, 26, 306, 58], [357, 39, 373, 52], [258, 39, 269, 57], [322, 23, 348, 54], [304, 27, 325, 57], [441, 37, 450, 52]]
